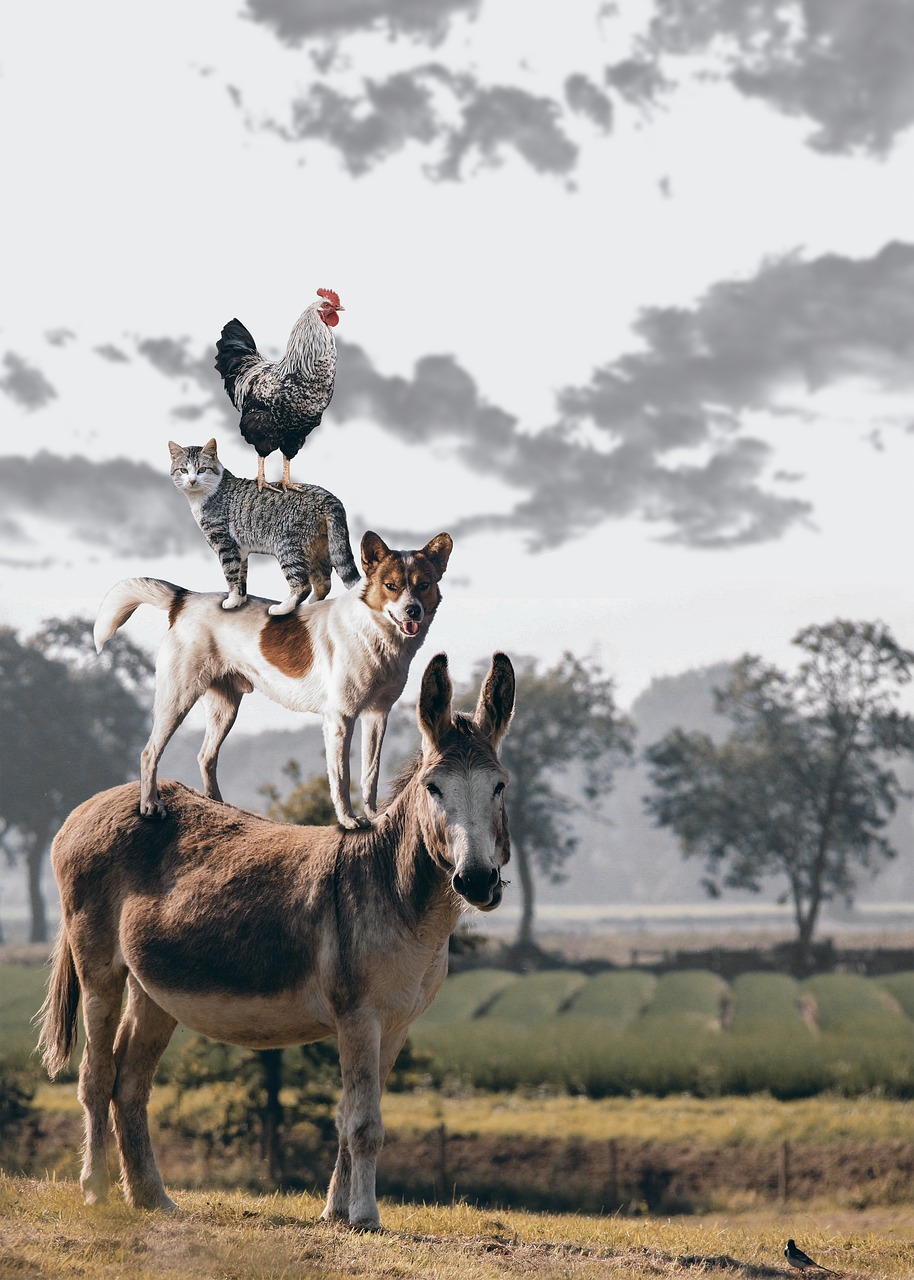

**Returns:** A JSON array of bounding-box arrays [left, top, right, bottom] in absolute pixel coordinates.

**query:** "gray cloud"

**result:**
[[646, 0, 914, 155], [244, 0, 478, 46], [94, 343, 130, 363], [45, 328, 76, 348], [0, 452, 202, 557], [268, 67, 583, 178], [37, 242, 907, 560], [0, 352, 57, 410]]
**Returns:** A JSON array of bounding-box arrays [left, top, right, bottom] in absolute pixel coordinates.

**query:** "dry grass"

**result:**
[[1, 1174, 911, 1280], [378, 1092, 913, 1146]]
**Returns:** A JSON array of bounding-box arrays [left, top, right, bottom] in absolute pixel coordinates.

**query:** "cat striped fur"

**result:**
[[169, 439, 359, 616]]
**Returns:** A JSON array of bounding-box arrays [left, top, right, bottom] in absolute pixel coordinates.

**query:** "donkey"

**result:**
[[38, 652, 513, 1231]]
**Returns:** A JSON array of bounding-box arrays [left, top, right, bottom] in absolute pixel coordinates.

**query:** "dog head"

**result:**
[[360, 531, 453, 638]]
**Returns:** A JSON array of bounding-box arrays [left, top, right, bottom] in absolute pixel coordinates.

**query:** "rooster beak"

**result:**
[[335, 306, 345, 312]]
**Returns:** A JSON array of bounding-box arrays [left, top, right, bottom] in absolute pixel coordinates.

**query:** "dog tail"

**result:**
[[94, 577, 187, 653], [324, 498, 361, 589], [36, 924, 81, 1079]]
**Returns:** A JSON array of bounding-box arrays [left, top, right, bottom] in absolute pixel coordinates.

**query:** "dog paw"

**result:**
[[139, 800, 167, 820], [338, 813, 371, 831]]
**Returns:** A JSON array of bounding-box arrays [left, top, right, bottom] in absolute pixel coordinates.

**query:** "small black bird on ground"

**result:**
[[785, 1239, 842, 1275]]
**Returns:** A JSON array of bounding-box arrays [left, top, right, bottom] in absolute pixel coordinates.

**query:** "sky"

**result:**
[[2, 0, 914, 739]]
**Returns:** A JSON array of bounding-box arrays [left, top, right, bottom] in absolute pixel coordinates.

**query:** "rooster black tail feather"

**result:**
[[215, 317, 258, 401]]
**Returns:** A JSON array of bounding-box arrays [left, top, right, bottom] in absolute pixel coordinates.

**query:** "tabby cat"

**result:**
[[168, 439, 360, 615]]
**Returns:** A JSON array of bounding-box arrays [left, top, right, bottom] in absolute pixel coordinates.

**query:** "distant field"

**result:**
[[409, 967, 914, 1098]]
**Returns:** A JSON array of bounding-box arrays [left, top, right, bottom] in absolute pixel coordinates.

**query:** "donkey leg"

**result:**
[[197, 678, 245, 802], [111, 975, 178, 1210], [323, 1015, 383, 1229], [76, 965, 127, 1204]]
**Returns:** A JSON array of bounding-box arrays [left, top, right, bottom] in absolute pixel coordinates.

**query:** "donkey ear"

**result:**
[[361, 531, 390, 573], [418, 653, 453, 751], [474, 652, 515, 749], [421, 532, 453, 577]]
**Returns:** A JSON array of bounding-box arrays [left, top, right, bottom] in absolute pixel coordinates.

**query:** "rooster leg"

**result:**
[[280, 456, 304, 493], [256, 457, 281, 494]]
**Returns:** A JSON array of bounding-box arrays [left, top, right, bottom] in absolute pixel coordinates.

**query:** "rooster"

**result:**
[[214, 288, 344, 492]]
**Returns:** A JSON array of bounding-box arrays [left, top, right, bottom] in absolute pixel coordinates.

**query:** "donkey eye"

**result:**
[[426, 782, 442, 798], [493, 781, 505, 797]]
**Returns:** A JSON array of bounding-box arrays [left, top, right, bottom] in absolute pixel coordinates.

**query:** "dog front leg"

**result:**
[[322, 714, 366, 830], [360, 710, 389, 820]]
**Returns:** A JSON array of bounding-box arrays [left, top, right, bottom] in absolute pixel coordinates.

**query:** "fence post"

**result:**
[[607, 1138, 619, 1209], [436, 1122, 448, 1201], [778, 1139, 790, 1203]]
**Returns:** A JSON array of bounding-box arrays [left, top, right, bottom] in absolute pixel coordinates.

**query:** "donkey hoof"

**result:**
[[350, 1217, 382, 1233]]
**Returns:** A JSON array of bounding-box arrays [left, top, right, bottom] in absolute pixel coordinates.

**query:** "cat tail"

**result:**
[[93, 577, 186, 652], [325, 499, 361, 588]]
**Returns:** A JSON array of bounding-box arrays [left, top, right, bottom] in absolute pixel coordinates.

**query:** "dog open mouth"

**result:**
[[398, 617, 421, 636]]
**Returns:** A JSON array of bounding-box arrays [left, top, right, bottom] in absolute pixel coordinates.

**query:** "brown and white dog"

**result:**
[[93, 531, 452, 829]]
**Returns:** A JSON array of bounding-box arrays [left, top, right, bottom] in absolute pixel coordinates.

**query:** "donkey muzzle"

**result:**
[[453, 865, 503, 910]]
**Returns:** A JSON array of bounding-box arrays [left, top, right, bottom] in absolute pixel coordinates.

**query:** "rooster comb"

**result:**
[[317, 288, 341, 307]]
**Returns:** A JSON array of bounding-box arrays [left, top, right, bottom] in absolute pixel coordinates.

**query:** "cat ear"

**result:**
[[203, 438, 218, 456], [167, 441, 184, 460]]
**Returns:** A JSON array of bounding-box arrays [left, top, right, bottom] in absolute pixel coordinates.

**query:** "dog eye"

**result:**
[[417, 581, 430, 592], [384, 581, 398, 592]]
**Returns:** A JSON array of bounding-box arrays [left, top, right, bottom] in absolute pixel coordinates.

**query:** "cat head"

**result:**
[[168, 439, 223, 498]]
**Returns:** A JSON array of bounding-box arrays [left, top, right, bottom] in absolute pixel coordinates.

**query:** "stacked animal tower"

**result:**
[[43, 286, 507, 1232]]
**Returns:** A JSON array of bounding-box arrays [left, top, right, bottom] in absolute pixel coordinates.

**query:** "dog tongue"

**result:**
[[403, 619, 420, 636]]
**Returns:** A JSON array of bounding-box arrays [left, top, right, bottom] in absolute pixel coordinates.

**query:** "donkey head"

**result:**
[[417, 652, 514, 910]]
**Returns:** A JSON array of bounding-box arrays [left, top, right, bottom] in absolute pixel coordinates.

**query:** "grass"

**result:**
[[483, 970, 588, 1021], [561, 971, 657, 1026], [418, 968, 520, 1024], [1, 1174, 912, 1280]]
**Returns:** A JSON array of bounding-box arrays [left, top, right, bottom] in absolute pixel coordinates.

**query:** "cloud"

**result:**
[[645, 0, 914, 155], [0, 353, 57, 411], [265, 67, 584, 179], [243, 0, 478, 46], [94, 343, 130, 363], [52, 241, 910, 556], [0, 453, 201, 558]]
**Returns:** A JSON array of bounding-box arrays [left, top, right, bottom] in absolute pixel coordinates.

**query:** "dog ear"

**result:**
[[360, 531, 390, 573], [473, 652, 515, 749], [422, 533, 453, 577], [418, 653, 453, 751]]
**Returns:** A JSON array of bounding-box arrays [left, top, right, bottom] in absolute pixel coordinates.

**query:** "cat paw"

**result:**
[[268, 599, 297, 616], [222, 593, 246, 610]]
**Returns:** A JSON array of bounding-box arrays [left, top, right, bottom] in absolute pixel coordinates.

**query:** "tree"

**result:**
[[644, 620, 914, 970], [0, 619, 153, 942], [259, 761, 338, 826], [462, 652, 633, 953]]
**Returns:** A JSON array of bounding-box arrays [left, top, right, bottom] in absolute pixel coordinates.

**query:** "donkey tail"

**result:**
[[94, 577, 187, 653], [36, 926, 81, 1079], [324, 499, 361, 589]]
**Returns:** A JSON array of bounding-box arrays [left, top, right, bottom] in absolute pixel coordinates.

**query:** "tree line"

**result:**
[[1, 617, 911, 969]]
